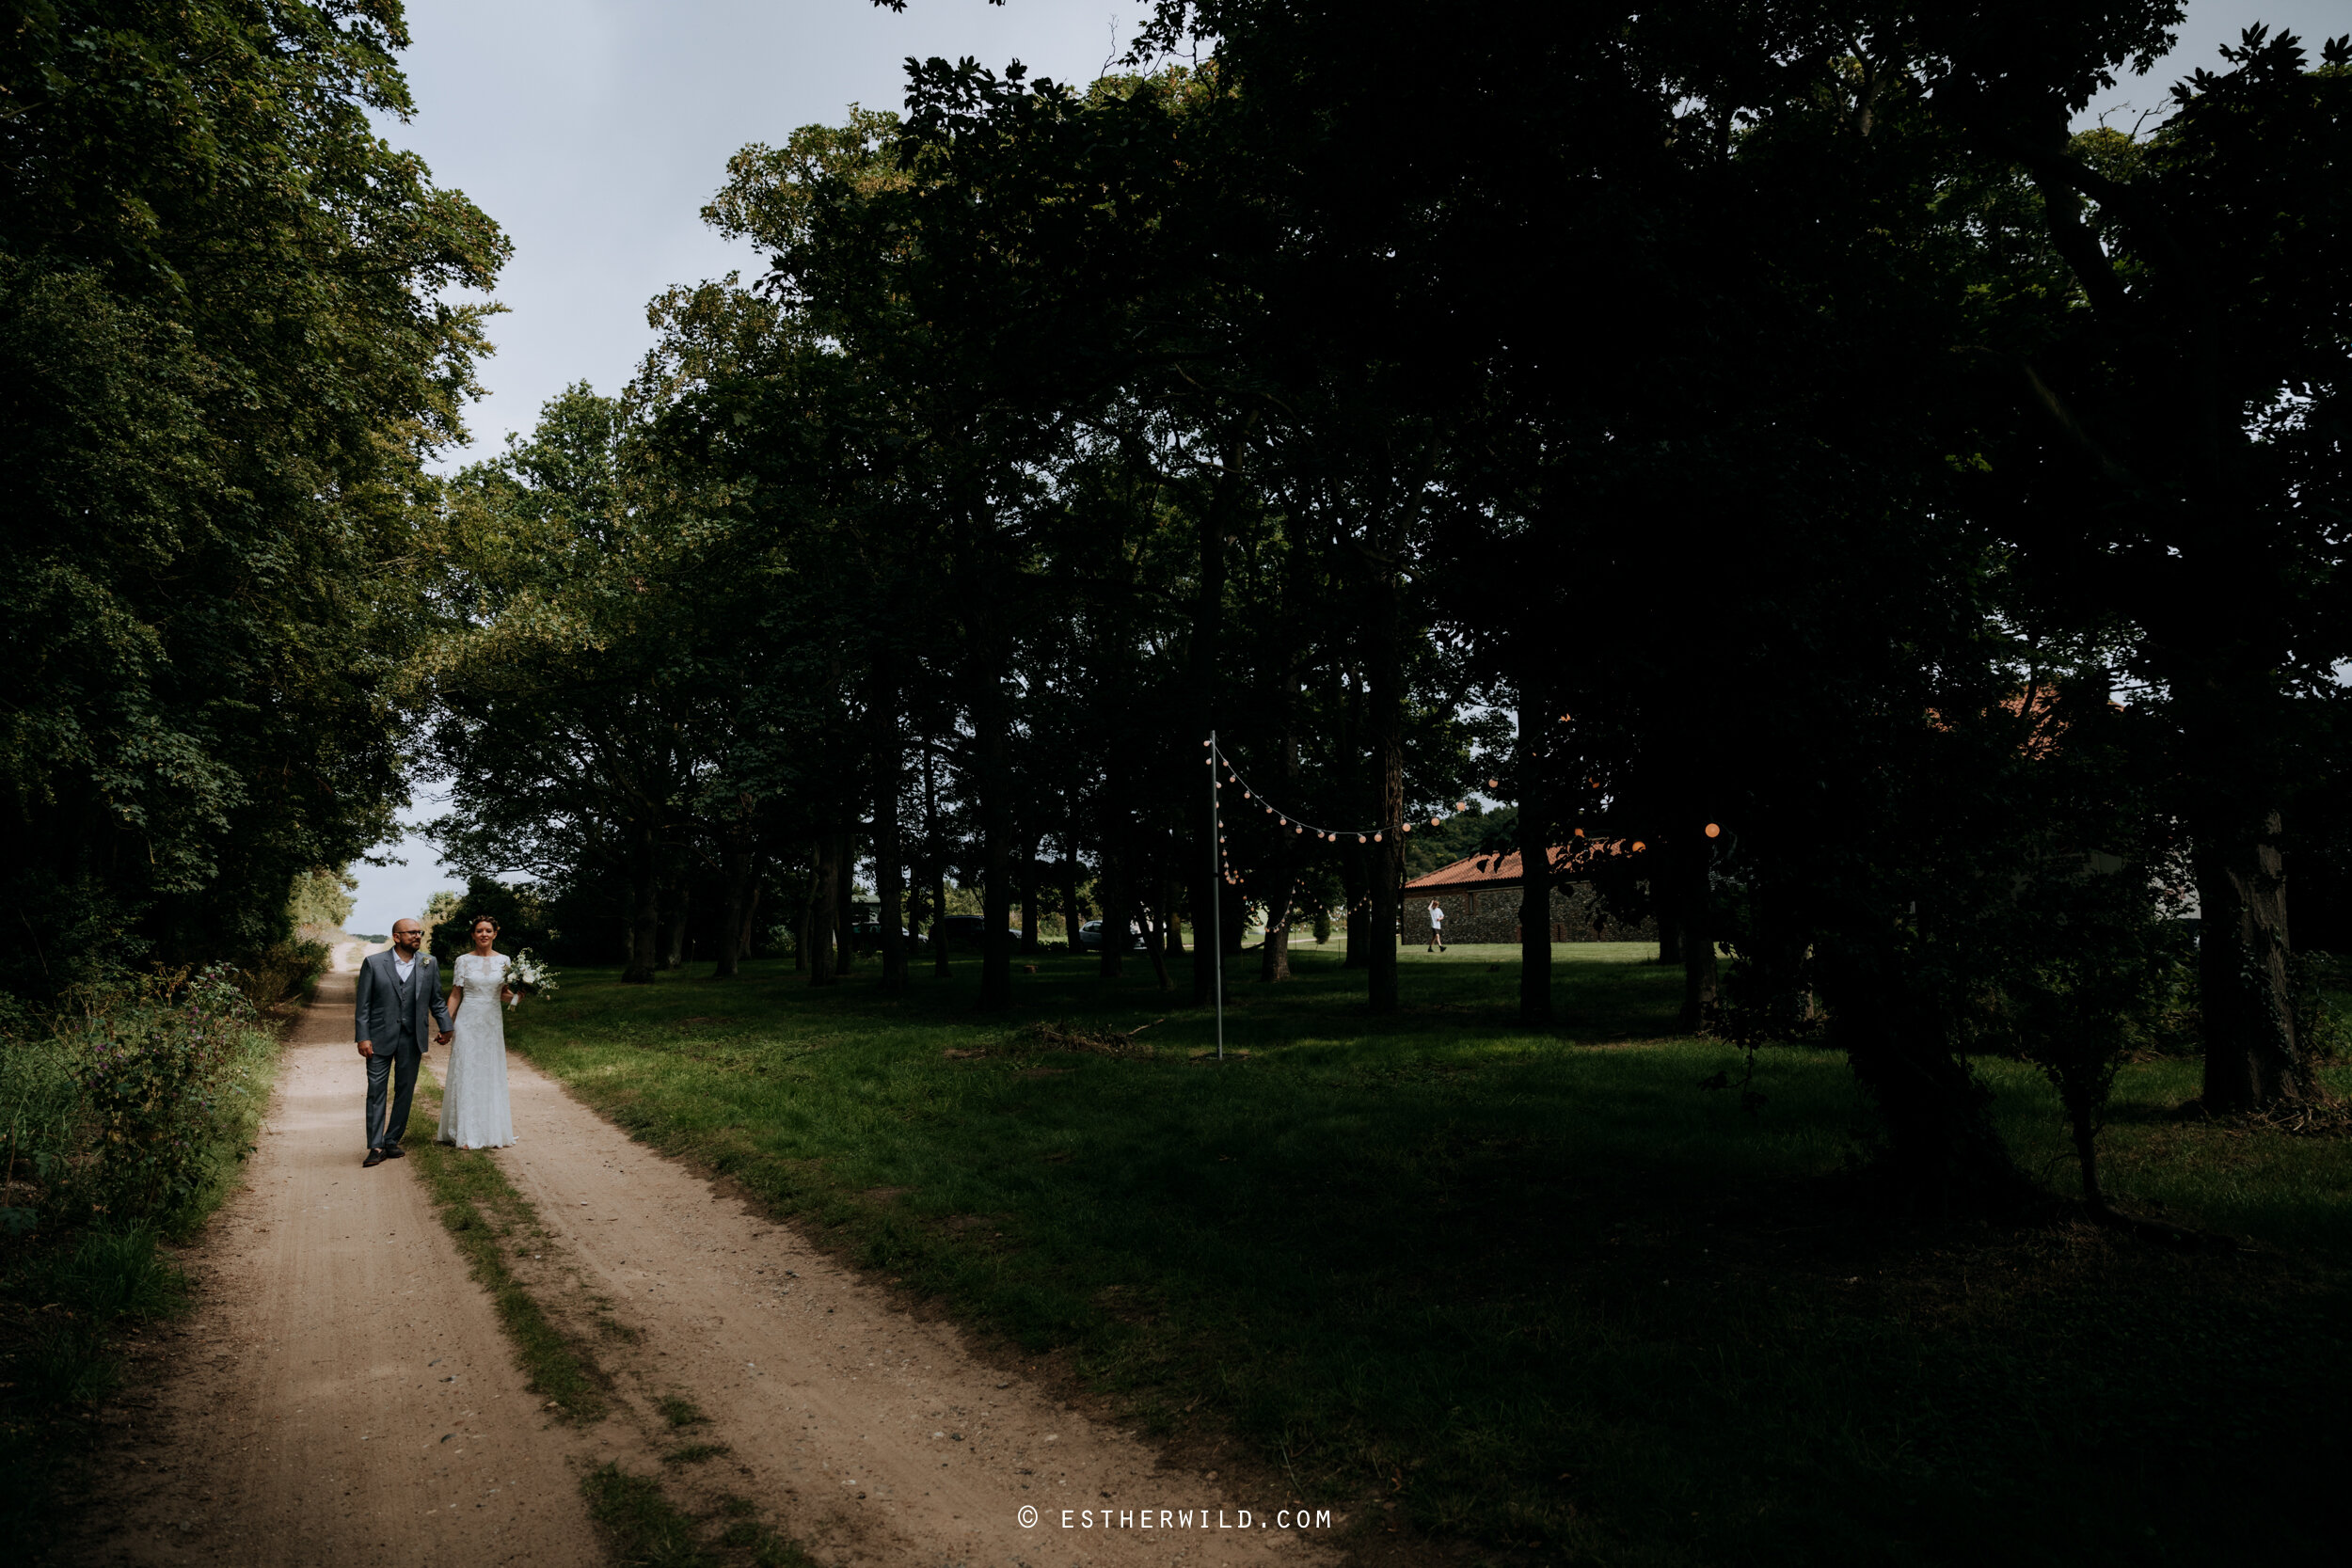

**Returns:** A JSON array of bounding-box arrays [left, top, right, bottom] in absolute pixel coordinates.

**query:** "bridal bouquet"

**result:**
[[507, 948, 560, 1006]]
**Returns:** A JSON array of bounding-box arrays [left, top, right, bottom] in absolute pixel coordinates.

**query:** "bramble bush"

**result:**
[[235, 938, 331, 1013], [3, 967, 278, 1549], [3, 967, 277, 1236], [61, 966, 272, 1227]]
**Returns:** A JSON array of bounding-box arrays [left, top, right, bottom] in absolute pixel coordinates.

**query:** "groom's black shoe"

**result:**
[[363, 1148, 387, 1167], [382, 1145, 406, 1159]]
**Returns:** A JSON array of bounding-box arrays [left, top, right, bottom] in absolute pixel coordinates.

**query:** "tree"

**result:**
[[1, 0, 504, 996], [1935, 24, 2352, 1111]]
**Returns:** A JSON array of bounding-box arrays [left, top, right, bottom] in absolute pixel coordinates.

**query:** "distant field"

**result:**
[[504, 943, 2352, 1566]]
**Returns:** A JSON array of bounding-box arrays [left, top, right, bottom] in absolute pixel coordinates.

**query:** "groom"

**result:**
[[354, 918, 453, 1167]]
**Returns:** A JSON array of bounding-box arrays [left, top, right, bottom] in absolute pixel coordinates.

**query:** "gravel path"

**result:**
[[58, 967, 1344, 1568], [57, 971, 601, 1567]]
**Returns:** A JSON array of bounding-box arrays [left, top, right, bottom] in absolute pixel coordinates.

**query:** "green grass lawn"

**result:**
[[504, 942, 2352, 1566]]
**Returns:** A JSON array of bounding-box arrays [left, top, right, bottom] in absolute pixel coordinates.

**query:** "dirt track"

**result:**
[[60, 965, 1344, 1568]]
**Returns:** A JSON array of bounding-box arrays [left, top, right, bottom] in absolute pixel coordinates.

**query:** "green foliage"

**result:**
[[0, 1, 506, 1003], [234, 939, 331, 1012], [59, 965, 269, 1226], [427, 876, 554, 964], [0, 966, 274, 1556], [288, 867, 358, 934], [1401, 803, 1517, 880]]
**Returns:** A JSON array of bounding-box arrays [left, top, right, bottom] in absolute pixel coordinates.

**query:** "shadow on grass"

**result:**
[[512, 947, 2352, 1566]]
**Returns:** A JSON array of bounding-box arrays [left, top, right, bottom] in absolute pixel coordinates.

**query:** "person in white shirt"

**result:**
[[1427, 898, 1447, 952]]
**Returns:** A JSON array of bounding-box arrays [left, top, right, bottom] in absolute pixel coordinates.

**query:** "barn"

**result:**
[[1402, 845, 1657, 944]]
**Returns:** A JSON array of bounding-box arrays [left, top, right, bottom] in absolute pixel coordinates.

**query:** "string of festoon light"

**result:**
[[1206, 738, 1488, 886]]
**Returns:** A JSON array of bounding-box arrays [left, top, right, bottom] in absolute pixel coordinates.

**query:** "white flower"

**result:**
[[506, 948, 560, 1006]]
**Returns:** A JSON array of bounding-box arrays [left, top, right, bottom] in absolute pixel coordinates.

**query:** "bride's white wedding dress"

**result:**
[[437, 952, 515, 1149]]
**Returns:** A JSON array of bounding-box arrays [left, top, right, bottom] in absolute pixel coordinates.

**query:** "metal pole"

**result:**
[[1210, 729, 1223, 1060]]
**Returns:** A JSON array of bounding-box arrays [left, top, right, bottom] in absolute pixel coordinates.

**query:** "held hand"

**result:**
[[358, 1039, 374, 1059], [436, 1030, 453, 1047]]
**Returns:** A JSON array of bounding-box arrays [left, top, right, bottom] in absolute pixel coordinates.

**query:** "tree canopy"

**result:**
[[2, 0, 506, 993]]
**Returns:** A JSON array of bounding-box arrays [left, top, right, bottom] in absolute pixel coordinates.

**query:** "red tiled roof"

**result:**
[[1404, 840, 1645, 891]]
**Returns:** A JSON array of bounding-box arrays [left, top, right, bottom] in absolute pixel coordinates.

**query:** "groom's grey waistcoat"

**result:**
[[354, 950, 453, 1049]]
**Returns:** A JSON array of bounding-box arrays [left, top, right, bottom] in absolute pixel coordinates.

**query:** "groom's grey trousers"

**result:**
[[365, 1032, 424, 1152], [356, 952, 453, 1151]]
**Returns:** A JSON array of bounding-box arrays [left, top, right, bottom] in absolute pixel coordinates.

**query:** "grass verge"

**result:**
[[404, 1084, 820, 1568], [506, 943, 2352, 1567], [0, 1003, 281, 1558], [402, 1090, 608, 1424], [580, 1464, 818, 1568]]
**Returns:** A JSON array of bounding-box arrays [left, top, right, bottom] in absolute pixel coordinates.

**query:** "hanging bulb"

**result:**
[[1295, 825, 1304, 834], [1705, 822, 1722, 838], [1242, 790, 1250, 799], [1431, 816, 1442, 827], [1632, 841, 1645, 852], [1487, 778, 1499, 789], [1357, 834, 1367, 844], [1374, 832, 1384, 842]]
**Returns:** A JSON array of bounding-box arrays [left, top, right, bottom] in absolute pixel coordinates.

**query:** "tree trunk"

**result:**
[[715, 837, 751, 979], [622, 820, 659, 985], [1341, 846, 1369, 968], [877, 700, 909, 994], [1518, 692, 1553, 1026], [1143, 897, 1172, 992], [2068, 1086, 2104, 1208], [739, 877, 761, 960], [1367, 583, 1404, 1015], [2197, 807, 2299, 1111], [1657, 914, 1685, 966], [806, 838, 837, 987], [1678, 835, 1719, 1031], [1260, 696, 1300, 982], [1061, 836, 1083, 954], [924, 737, 950, 978], [664, 881, 690, 971], [793, 863, 811, 974], [1096, 821, 1124, 980], [1826, 944, 2027, 1214], [1260, 875, 1295, 981], [978, 700, 1014, 1010], [834, 829, 855, 975], [1019, 835, 1041, 955], [933, 868, 951, 977]]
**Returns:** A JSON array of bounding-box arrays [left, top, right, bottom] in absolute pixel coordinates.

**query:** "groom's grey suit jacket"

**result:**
[[353, 949, 453, 1052]]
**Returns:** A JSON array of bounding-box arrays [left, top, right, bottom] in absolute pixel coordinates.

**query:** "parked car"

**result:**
[[847, 921, 910, 951], [1077, 919, 1147, 951], [930, 914, 1023, 949]]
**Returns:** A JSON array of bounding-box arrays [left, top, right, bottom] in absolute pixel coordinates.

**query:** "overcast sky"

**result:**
[[345, 0, 2347, 936]]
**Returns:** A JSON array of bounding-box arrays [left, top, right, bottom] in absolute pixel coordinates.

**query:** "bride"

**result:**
[[437, 915, 516, 1149]]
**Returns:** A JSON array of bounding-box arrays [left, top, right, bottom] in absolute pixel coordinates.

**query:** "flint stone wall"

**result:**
[[1408, 881, 1654, 944]]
